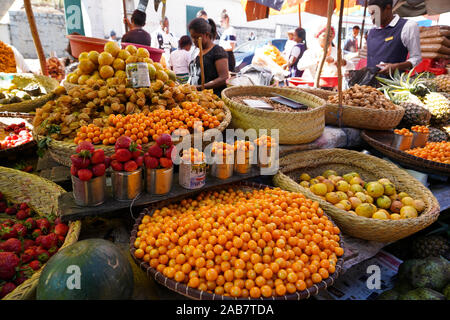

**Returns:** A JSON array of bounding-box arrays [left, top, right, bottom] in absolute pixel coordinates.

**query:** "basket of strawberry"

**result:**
[[0, 192, 70, 298], [111, 136, 144, 201], [70, 141, 111, 206], [144, 134, 174, 195], [0, 112, 36, 161]]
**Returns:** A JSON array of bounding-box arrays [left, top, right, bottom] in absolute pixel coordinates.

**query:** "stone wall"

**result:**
[[9, 10, 67, 59]]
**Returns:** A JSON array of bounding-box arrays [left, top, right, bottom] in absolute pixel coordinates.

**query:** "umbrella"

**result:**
[[393, 0, 450, 17]]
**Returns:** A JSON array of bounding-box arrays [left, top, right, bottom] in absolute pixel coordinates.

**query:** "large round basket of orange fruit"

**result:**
[[273, 149, 441, 242], [130, 181, 345, 300]]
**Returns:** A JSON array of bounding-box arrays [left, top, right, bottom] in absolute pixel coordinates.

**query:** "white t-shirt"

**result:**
[[151, 27, 178, 67], [169, 49, 191, 74], [219, 27, 236, 51], [283, 39, 296, 59]]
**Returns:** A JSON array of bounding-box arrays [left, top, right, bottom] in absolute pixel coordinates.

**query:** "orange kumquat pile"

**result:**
[[405, 141, 450, 164], [411, 126, 429, 134], [394, 128, 413, 137], [254, 135, 277, 147]]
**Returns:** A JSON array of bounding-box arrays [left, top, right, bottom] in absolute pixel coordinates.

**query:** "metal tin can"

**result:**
[[412, 132, 429, 148], [146, 167, 173, 195], [211, 163, 234, 180], [72, 174, 106, 207], [391, 133, 413, 151], [179, 162, 207, 189], [126, 62, 150, 88], [111, 168, 143, 201], [234, 151, 253, 174], [258, 146, 275, 168]]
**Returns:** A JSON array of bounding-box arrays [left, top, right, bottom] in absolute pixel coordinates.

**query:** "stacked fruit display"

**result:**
[[70, 141, 111, 181], [327, 85, 397, 110], [0, 192, 69, 298], [181, 147, 205, 164], [110, 136, 144, 172], [299, 170, 426, 220], [143, 134, 174, 169], [405, 141, 450, 164], [133, 186, 344, 298], [0, 122, 33, 150], [394, 128, 413, 136]]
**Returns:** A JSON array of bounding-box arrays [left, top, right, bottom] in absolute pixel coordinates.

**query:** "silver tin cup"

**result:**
[[412, 131, 429, 148], [145, 167, 173, 195], [111, 168, 143, 201], [234, 151, 253, 175], [258, 146, 274, 168], [391, 133, 413, 151], [211, 163, 234, 180], [72, 174, 106, 206]]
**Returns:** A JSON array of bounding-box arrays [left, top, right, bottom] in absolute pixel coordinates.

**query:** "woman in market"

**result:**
[[219, 10, 237, 72], [188, 18, 229, 96], [169, 36, 193, 84], [296, 25, 352, 81], [122, 9, 151, 46], [283, 27, 307, 78]]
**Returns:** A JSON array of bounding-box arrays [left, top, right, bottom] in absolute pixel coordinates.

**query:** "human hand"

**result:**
[[377, 63, 397, 75]]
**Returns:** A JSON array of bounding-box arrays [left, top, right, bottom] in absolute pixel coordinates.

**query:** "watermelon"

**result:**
[[36, 239, 134, 300]]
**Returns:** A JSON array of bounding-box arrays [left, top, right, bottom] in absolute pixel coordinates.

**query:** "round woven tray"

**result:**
[[221, 86, 325, 145], [361, 130, 450, 175], [0, 167, 81, 300], [272, 149, 440, 243], [129, 181, 344, 300], [0, 74, 59, 113], [34, 106, 232, 167], [0, 112, 37, 162]]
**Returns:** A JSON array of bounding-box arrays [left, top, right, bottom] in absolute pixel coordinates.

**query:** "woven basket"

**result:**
[[0, 112, 36, 161], [273, 149, 440, 242], [361, 130, 450, 175], [0, 74, 59, 113], [221, 86, 325, 145], [130, 181, 344, 300], [34, 106, 232, 167], [0, 167, 81, 300]]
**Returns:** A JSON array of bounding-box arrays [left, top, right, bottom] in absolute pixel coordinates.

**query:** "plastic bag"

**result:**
[[252, 47, 289, 81], [237, 64, 274, 86], [347, 66, 381, 87]]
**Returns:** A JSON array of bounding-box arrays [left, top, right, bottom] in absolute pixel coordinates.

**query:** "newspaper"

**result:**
[[316, 250, 403, 300]]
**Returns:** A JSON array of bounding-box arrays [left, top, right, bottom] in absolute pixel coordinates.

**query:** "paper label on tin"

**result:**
[[126, 62, 150, 88], [179, 163, 206, 189]]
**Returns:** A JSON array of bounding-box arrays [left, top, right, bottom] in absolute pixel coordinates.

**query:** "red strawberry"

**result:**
[[12, 223, 27, 237], [115, 148, 132, 162], [29, 260, 41, 271], [54, 217, 62, 225], [110, 153, 116, 160], [123, 160, 138, 172], [0, 282, 16, 298], [54, 223, 69, 237], [77, 169, 93, 181], [91, 149, 105, 164], [115, 136, 132, 150], [57, 235, 65, 246], [70, 165, 78, 177], [36, 249, 50, 263], [35, 235, 44, 245], [92, 163, 106, 177], [20, 248, 35, 263], [164, 145, 175, 159], [2, 238, 21, 254], [31, 229, 41, 239], [19, 203, 28, 210], [0, 201, 7, 213], [71, 154, 90, 169], [135, 156, 144, 168], [16, 209, 30, 220], [1, 226, 18, 240], [2, 219, 14, 227], [104, 156, 111, 168], [147, 145, 163, 158], [144, 156, 159, 169], [36, 218, 50, 234], [76, 141, 95, 153], [5, 207, 17, 216], [41, 233, 58, 249], [23, 239, 35, 250], [110, 160, 124, 171], [159, 157, 173, 168], [14, 275, 27, 286], [0, 252, 20, 280], [156, 133, 173, 149]]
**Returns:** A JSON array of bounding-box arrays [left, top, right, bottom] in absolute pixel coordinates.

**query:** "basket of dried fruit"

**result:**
[[325, 85, 405, 130], [0, 73, 59, 113], [130, 181, 344, 300], [32, 83, 231, 167], [0, 112, 36, 162], [273, 149, 440, 242], [0, 167, 81, 300], [221, 86, 325, 145]]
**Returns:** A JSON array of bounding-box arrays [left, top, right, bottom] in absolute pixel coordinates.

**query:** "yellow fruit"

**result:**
[[398, 192, 409, 199], [355, 192, 367, 203], [316, 176, 325, 182], [99, 65, 114, 79], [365, 182, 384, 198], [136, 47, 150, 58], [378, 178, 391, 185], [338, 200, 352, 211], [390, 214, 401, 220], [346, 191, 354, 198], [78, 52, 89, 61], [401, 197, 415, 207], [336, 180, 350, 192], [325, 192, 340, 204], [98, 52, 114, 66], [335, 203, 346, 210], [126, 56, 138, 64], [350, 184, 364, 193], [322, 179, 335, 192], [349, 177, 364, 186], [390, 200, 403, 213], [343, 172, 359, 182], [77, 74, 90, 85], [309, 178, 319, 185], [118, 49, 131, 61], [349, 197, 362, 209], [355, 203, 377, 218], [300, 173, 311, 181], [115, 70, 127, 80], [300, 181, 310, 188], [144, 57, 153, 63], [372, 211, 389, 220], [104, 41, 121, 57], [156, 70, 169, 83], [336, 191, 348, 201], [88, 51, 99, 64], [68, 73, 78, 84], [310, 183, 328, 196], [167, 69, 176, 81], [376, 195, 392, 210], [113, 58, 126, 71], [400, 206, 418, 219], [125, 45, 137, 55], [78, 59, 96, 74], [413, 199, 425, 213], [366, 195, 374, 204], [348, 211, 357, 215], [383, 183, 396, 196], [322, 170, 338, 178], [154, 62, 163, 71], [148, 64, 157, 80]]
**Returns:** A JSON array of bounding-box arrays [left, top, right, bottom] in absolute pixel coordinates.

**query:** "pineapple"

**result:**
[[377, 69, 431, 102], [423, 92, 450, 126], [433, 74, 450, 93], [399, 102, 431, 126], [411, 235, 450, 259], [428, 127, 448, 142]]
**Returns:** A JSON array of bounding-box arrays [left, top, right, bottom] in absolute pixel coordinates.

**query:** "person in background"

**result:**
[[122, 10, 151, 46], [219, 10, 237, 72], [283, 27, 307, 78], [344, 25, 360, 53], [108, 30, 119, 42], [248, 32, 256, 41], [366, 0, 421, 74], [283, 29, 296, 60], [151, 17, 178, 68], [188, 18, 229, 96], [170, 36, 193, 84], [196, 10, 208, 20]]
